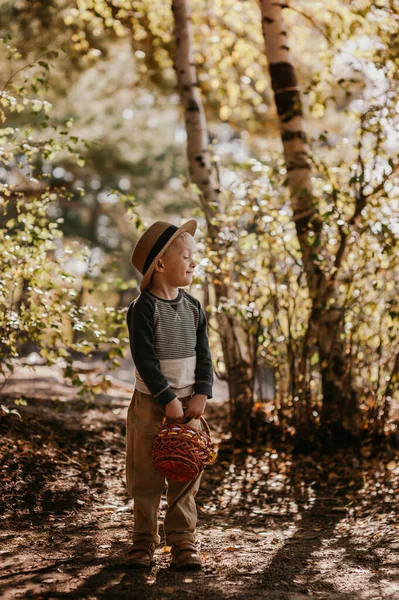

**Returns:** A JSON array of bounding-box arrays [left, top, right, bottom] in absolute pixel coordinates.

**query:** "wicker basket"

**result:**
[[152, 416, 217, 482]]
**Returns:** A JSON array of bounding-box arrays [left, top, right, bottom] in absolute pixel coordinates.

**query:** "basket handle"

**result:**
[[161, 413, 211, 436]]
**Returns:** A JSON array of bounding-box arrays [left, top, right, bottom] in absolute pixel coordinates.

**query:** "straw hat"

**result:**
[[131, 219, 198, 291]]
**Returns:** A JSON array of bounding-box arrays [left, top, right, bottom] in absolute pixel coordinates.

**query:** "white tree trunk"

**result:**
[[172, 0, 254, 440], [260, 1, 313, 217], [259, 0, 324, 296], [172, 0, 219, 224], [259, 0, 361, 439]]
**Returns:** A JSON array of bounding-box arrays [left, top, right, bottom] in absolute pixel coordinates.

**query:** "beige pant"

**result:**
[[126, 389, 202, 545]]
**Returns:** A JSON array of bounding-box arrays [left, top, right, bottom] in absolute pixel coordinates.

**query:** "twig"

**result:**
[[365, 161, 399, 200], [284, 5, 333, 46], [1, 49, 55, 92], [0, 558, 72, 581]]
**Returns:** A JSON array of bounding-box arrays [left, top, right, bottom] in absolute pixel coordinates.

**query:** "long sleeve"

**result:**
[[194, 305, 214, 398], [127, 296, 176, 406]]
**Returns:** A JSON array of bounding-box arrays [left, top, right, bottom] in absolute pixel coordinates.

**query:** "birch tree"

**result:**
[[259, 0, 363, 440], [171, 0, 255, 439]]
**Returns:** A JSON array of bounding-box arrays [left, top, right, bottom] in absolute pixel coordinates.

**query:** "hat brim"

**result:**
[[139, 219, 198, 291]]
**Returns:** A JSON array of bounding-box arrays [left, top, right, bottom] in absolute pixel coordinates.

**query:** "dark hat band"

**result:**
[[142, 225, 178, 275]]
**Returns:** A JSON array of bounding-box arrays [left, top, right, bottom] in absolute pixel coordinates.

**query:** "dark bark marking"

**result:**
[[282, 130, 307, 142], [269, 62, 298, 91], [295, 215, 312, 233], [275, 90, 303, 122], [187, 99, 200, 112], [263, 16, 273, 23], [280, 45, 289, 50], [286, 162, 311, 172], [269, 61, 303, 122], [194, 155, 206, 168]]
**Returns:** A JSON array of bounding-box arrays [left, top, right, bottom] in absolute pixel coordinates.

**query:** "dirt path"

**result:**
[[1, 370, 398, 600]]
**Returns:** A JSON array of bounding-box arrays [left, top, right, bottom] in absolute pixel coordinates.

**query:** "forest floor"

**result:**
[[0, 363, 398, 600]]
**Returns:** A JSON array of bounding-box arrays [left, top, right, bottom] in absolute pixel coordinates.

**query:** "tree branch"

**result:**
[[284, 5, 333, 46]]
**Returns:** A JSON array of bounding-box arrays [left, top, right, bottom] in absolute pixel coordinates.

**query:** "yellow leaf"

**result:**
[[219, 105, 232, 121], [312, 103, 325, 118], [255, 80, 267, 93]]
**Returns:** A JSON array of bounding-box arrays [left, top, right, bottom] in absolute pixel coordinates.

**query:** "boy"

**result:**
[[125, 219, 213, 570]]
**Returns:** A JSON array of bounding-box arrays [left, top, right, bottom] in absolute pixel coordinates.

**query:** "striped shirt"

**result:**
[[126, 288, 213, 405]]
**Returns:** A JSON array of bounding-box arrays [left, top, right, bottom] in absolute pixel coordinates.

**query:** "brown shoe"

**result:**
[[125, 542, 156, 569], [170, 542, 202, 571]]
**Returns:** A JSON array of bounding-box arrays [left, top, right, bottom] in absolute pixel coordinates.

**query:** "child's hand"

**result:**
[[165, 397, 184, 421], [184, 394, 207, 420]]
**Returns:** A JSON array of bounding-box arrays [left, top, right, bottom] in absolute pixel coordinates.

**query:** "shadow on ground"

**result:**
[[0, 388, 398, 599]]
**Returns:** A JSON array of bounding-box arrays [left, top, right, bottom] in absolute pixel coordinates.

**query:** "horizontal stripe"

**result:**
[[136, 356, 196, 394], [153, 383, 171, 398], [153, 297, 199, 360], [127, 288, 213, 401], [135, 380, 194, 399]]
